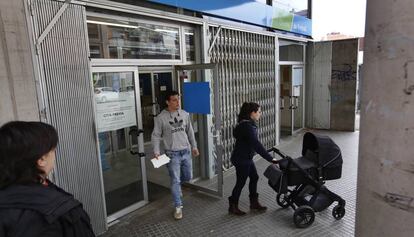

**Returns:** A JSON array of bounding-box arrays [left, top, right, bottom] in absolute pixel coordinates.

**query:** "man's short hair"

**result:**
[[164, 90, 179, 102]]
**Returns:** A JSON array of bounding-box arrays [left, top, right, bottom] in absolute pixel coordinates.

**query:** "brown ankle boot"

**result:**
[[228, 197, 246, 216], [249, 193, 267, 211]]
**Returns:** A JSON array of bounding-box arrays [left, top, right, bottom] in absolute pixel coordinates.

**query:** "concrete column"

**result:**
[[0, 0, 39, 125], [305, 41, 332, 129], [330, 39, 358, 131], [355, 0, 414, 236]]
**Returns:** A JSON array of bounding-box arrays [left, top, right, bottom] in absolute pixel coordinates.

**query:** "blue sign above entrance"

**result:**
[[150, 0, 312, 36]]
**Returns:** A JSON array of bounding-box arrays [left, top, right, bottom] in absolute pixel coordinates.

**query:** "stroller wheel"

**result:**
[[293, 206, 315, 228], [332, 205, 346, 220], [276, 193, 290, 208]]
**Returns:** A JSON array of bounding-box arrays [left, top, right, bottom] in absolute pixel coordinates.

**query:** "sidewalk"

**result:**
[[100, 130, 359, 237]]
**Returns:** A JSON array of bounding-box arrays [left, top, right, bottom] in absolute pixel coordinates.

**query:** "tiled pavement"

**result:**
[[100, 130, 359, 237]]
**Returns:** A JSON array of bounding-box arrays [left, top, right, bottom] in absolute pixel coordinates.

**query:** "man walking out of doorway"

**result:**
[[151, 90, 199, 220]]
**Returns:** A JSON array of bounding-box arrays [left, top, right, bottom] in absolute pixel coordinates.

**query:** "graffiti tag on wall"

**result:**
[[332, 64, 357, 81]]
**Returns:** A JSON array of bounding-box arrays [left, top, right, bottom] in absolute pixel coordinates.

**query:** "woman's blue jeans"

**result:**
[[166, 149, 192, 207]]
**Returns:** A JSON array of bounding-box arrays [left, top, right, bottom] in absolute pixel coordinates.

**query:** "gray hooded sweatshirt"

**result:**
[[151, 109, 197, 154]]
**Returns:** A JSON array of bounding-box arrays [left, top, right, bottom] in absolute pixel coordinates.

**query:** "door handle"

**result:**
[[128, 126, 144, 136], [129, 150, 146, 157], [128, 126, 144, 155]]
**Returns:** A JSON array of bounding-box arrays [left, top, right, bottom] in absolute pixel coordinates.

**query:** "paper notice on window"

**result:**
[[151, 154, 171, 168]]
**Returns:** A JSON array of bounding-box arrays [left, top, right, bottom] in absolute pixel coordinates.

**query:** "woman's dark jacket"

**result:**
[[230, 119, 273, 166], [0, 181, 95, 237]]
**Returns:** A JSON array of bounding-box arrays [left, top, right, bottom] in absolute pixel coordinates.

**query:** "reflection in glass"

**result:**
[[87, 17, 180, 60], [293, 67, 304, 131], [92, 71, 144, 215], [139, 73, 153, 143], [185, 29, 195, 61], [279, 43, 304, 62]]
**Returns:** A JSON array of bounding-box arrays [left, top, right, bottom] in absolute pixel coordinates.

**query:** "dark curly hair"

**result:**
[[0, 121, 58, 189], [237, 102, 260, 122], [164, 90, 179, 102]]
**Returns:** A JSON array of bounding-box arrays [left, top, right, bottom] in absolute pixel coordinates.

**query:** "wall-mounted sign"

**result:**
[[183, 82, 211, 114]]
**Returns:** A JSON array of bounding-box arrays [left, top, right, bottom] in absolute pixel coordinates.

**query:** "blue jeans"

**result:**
[[166, 149, 192, 207]]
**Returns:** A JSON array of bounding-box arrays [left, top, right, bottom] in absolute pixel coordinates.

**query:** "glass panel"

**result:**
[[87, 17, 180, 60], [90, 45, 102, 58], [88, 23, 100, 40], [92, 70, 144, 216], [279, 43, 304, 62], [279, 65, 293, 137], [153, 72, 174, 112], [293, 67, 304, 131], [177, 68, 215, 187], [139, 73, 153, 143], [185, 29, 195, 61], [141, 72, 173, 201]]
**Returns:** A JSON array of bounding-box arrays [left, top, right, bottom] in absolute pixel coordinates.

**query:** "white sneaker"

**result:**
[[174, 206, 183, 220]]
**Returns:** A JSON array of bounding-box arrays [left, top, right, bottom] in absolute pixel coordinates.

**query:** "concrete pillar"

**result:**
[[306, 41, 332, 129], [0, 0, 39, 125], [355, 0, 414, 236], [330, 39, 358, 131]]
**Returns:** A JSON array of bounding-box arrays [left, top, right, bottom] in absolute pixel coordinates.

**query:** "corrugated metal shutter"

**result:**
[[209, 27, 277, 169], [28, 0, 106, 234]]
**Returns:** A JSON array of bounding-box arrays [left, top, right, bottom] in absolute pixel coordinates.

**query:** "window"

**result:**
[[185, 29, 195, 61], [279, 41, 304, 62], [87, 17, 180, 60]]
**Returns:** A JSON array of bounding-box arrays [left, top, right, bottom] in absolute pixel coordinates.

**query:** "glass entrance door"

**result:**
[[174, 63, 222, 197], [292, 66, 304, 133], [138, 70, 175, 200], [280, 65, 293, 137], [279, 65, 304, 137], [91, 67, 148, 222]]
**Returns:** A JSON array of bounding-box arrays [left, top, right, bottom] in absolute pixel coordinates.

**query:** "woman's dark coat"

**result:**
[[230, 120, 273, 165], [0, 182, 95, 237]]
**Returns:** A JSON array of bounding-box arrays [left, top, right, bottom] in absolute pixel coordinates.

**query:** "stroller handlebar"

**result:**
[[267, 147, 291, 161]]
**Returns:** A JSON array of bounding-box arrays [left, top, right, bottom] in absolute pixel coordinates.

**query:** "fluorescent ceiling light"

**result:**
[[87, 20, 138, 29], [154, 29, 178, 34], [185, 32, 194, 35]]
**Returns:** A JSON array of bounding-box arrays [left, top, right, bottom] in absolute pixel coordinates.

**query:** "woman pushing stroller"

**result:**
[[228, 102, 277, 216]]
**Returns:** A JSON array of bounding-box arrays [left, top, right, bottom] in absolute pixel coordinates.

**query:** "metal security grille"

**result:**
[[28, 0, 106, 234], [209, 27, 277, 169]]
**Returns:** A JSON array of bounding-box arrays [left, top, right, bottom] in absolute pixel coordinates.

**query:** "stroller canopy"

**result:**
[[302, 132, 342, 168]]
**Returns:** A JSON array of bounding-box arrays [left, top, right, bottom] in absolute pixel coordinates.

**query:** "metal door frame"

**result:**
[[174, 63, 222, 197], [91, 66, 149, 223]]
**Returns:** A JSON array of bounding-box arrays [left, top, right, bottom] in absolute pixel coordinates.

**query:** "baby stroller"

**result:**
[[264, 132, 346, 228]]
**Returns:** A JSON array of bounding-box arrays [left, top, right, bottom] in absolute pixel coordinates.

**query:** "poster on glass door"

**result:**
[[95, 91, 136, 133]]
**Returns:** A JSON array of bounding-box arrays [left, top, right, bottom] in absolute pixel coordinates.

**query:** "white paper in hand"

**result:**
[[151, 154, 170, 168]]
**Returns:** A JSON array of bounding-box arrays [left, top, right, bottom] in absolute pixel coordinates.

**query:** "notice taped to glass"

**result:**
[[95, 93, 136, 132]]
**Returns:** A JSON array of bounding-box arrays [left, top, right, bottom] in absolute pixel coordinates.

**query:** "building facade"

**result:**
[[1, 0, 313, 234]]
